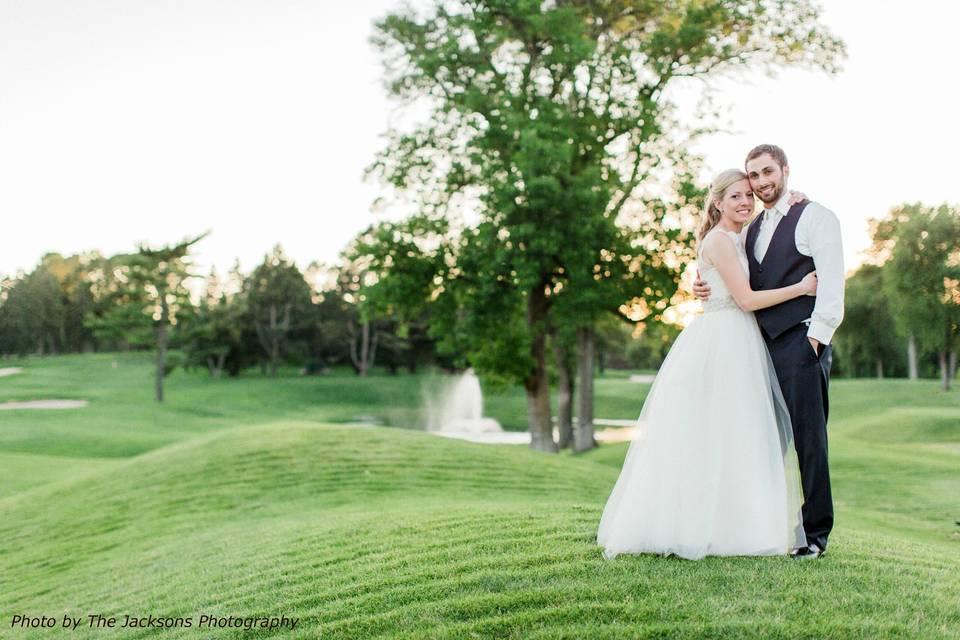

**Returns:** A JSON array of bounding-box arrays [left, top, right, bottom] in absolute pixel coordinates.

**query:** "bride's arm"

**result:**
[[704, 234, 817, 312]]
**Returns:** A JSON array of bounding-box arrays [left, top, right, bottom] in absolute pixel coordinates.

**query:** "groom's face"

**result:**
[[746, 153, 789, 205]]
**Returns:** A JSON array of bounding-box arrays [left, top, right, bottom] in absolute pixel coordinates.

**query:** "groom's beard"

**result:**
[[758, 178, 786, 206]]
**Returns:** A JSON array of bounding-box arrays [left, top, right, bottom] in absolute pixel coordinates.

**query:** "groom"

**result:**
[[694, 144, 845, 559]]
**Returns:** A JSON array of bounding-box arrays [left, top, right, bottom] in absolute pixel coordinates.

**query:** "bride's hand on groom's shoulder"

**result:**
[[787, 190, 809, 205]]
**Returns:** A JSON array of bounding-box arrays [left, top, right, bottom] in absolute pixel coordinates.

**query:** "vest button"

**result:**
[[758, 281, 765, 287], [758, 267, 763, 273]]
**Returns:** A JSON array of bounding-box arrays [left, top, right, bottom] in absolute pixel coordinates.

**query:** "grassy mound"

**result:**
[[0, 356, 958, 638], [0, 422, 613, 567]]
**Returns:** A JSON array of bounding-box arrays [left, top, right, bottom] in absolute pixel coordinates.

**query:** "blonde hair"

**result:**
[[698, 169, 748, 241]]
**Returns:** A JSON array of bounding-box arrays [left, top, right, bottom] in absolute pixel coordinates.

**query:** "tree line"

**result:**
[[0, 236, 674, 390], [0, 240, 445, 388]]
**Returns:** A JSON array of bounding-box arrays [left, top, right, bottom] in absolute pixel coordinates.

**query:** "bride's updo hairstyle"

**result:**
[[698, 168, 748, 241]]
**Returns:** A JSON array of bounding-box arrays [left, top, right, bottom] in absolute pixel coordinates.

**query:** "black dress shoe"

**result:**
[[792, 544, 825, 559]]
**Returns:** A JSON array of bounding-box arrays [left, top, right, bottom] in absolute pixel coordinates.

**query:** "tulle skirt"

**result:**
[[597, 305, 805, 560]]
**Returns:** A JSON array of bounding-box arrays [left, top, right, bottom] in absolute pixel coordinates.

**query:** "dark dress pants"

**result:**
[[763, 322, 834, 550]]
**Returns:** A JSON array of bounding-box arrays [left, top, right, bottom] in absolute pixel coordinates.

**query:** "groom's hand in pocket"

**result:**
[[808, 337, 820, 356], [693, 270, 711, 300]]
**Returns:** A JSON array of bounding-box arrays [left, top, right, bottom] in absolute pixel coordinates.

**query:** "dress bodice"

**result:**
[[697, 228, 748, 313]]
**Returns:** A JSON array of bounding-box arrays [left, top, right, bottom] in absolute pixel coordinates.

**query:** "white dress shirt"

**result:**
[[741, 191, 845, 344]]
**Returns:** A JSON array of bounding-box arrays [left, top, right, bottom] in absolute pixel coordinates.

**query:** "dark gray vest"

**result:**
[[746, 201, 815, 340]]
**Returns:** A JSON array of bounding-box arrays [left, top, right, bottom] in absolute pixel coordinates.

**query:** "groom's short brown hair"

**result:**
[[746, 144, 788, 169]]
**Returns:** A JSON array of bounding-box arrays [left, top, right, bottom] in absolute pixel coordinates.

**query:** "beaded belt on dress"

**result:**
[[702, 296, 740, 313]]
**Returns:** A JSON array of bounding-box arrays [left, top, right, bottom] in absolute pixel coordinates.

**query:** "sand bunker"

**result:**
[[0, 368, 88, 409], [0, 399, 88, 410]]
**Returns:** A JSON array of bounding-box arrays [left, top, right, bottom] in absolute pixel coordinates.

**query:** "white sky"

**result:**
[[2, 0, 958, 281]]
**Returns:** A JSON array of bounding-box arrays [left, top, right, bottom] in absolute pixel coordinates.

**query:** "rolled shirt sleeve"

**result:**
[[801, 203, 845, 344]]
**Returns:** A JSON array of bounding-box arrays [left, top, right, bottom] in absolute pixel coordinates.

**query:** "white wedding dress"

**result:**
[[597, 228, 805, 560]]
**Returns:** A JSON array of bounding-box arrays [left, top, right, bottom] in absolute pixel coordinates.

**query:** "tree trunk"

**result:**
[[155, 298, 168, 403], [361, 321, 370, 377], [524, 359, 554, 452], [949, 350, 957, 380], [552, 336, 574, 449], [348, 319, 375, 377], [574, 326, 597, 453], [348, 320, 360, 374], [270, 339, 279, 377], [268, 304, 280, 377], [207, 353, 226, 379], [359, 321, 371, 377], [907, 334, 919, 380], [255, 302, 290, 378], [875, 359, 884, 380], [525, 285, 555, 452], [939, 350, 950, 391], [368, 323, 379, 375]]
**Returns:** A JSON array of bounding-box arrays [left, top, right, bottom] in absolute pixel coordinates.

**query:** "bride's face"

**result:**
[[717, 179, 755, 225]]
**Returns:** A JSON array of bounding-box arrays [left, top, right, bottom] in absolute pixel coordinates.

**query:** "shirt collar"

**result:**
[[763, 191, 791, 220]]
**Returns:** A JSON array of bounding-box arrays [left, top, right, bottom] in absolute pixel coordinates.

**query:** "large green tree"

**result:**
[[369, 0, 844, 451], [0, 252, 104, 356], [85, 235, 206, 401], [180, 268, 249, 378], [836, 264, 902, 379], [870, 204, 960, 390], [40, 253, 102, 354], [0, 265, 61, 356], [244, 245, 314, 377], [343, 216, 451, 375]]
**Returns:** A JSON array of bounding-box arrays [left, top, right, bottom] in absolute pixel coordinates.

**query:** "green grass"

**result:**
[[0, 354, 958, 638]]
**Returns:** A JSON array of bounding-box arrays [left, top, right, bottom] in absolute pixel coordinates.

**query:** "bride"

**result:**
[[597, 169, 812, 560]]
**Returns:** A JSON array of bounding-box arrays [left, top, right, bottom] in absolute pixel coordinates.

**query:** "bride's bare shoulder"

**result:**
[[701, 228, 738, 252]]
